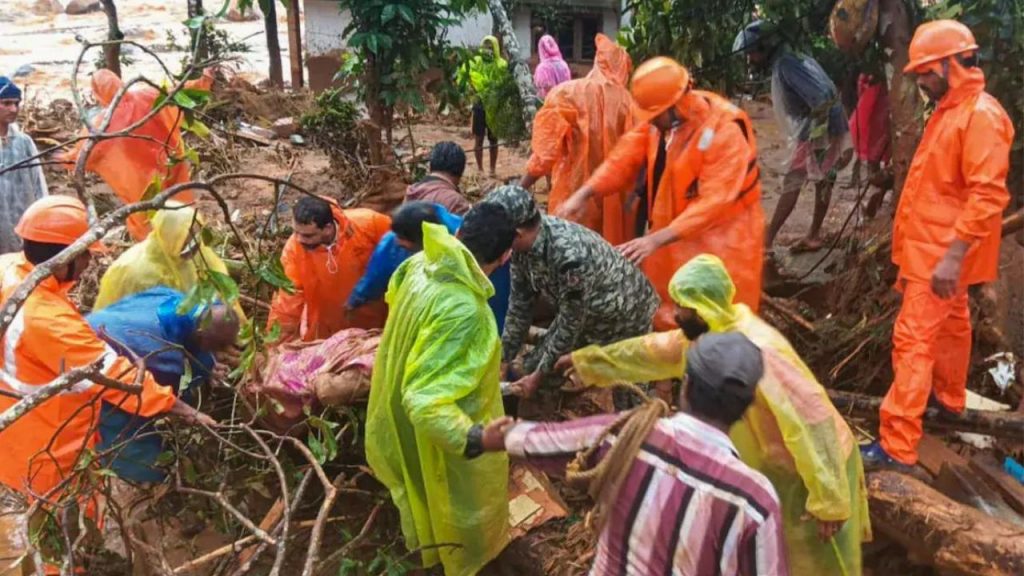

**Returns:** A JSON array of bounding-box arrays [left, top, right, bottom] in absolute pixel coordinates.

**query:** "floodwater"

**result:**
[[1, 0, 293, 104]]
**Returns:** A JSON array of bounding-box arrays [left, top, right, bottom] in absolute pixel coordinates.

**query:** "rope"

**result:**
[[564, 381, 669, 533]]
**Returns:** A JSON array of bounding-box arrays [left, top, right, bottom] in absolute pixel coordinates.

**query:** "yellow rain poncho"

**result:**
[[572, 254, 871, 576], [365, 223, 508, 576], [95, 204, 236, 313]]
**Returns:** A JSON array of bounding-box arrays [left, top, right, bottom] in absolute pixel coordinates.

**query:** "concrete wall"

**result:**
[[303, 0, 350, 56], [445, 10, 494, 48]]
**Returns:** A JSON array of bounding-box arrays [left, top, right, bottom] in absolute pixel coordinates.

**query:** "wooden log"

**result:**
[[828, 390, 1024, 439], [868, 471, 1024, 576], [485, 0, 538, 135], [1003, 207, 1024, 237], [970, 455, 1024, 516]]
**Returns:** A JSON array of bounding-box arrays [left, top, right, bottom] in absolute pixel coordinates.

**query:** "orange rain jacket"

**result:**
[[525, 34, 636, 245], [0, 255, 177, 499], [586, 90, 764, 330], [66, 70, 212, 240], [892, 66, 1013, 287], [268, 201, 391, 342]]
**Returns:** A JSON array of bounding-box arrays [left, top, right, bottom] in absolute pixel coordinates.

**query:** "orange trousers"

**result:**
[[880, 281, 971, 464]]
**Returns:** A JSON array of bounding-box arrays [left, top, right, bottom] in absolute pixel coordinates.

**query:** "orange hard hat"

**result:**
[[15, 196, 106, 253], [904, 20, 978, 74], [631, 57, 691, 124]]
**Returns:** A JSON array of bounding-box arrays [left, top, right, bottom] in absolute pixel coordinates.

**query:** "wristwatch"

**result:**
[[464, 424, 484, 459]]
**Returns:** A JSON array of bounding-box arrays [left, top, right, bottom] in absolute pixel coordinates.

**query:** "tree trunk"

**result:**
[[486, 0, 538, 136], [828, 390, 1024, 438], [99, 0, 123, 77], [285, 0, 303, 88], [878, 0, 919, 202], [868, 471, 1024, 576], [187, 0, 209, 65], [263, 0, 284, 87]]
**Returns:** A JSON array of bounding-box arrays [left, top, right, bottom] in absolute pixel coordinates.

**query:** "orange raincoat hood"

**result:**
[[526, 34, 637, 244], [588, 34, 632, 86]]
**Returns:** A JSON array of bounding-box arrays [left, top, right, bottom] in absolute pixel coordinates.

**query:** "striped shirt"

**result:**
[[505, 412, 788, 576]]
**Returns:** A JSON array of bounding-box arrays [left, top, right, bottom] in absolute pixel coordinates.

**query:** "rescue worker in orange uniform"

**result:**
[[0, 196, 209, 501], [65, 69, 213, 241], [558, 57, 764, 330], [519, 34, 637, 245], [861, 20, 1013, 469], [268, 195, 391, 342]]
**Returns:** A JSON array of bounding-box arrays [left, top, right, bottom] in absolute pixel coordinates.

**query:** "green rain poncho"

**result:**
[[365, 223, 509, 576], [571, 254, 871, 576]]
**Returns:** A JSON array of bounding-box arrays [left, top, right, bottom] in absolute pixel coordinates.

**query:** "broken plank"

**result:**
[[828, 390, 1024, 439], [868, 470, 1024, 576], [970, 455, 1024, 516], [916, 433, 968, 477]]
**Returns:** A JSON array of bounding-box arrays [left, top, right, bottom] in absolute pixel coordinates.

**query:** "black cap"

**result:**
[[686, 331, 763, 391]]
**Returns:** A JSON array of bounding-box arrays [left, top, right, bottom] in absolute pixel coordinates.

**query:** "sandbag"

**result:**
[[830, 0, 879, 56], [243, 328, 380, 433]]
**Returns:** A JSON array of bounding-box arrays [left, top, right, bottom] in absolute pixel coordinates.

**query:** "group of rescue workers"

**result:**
[[0, 14, 1013, 576]]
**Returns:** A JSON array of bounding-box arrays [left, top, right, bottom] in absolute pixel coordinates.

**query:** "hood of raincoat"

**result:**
[[538, 34, 563, 62], [92, 69, 122, 107], [480, 35, 504, 63], [588, 34, 631, 86], [668, 254, 742, 331], [393, 222, 494, 303], [936, 60, 986, 110], [148, 202, 202, 258]]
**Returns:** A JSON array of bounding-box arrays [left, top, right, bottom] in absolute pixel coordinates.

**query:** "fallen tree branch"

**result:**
[[301, 472, 346, 576], [829, 390, 1024, 438], [315, 502, 383, 576], [761, 294, 816, 332], [867, 470, 1024, 575], [0, 359, 109, 433]]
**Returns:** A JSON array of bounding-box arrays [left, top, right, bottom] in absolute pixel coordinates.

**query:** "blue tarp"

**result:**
[[87, 287, 214, 482]]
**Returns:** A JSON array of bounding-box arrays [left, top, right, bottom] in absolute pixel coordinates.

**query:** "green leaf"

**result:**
[[183, 117, 211, 139], [172, 90, 199, 109], [155, 451, 176, 466], [141, 174, 163, 202], [183, 458, 198, 484], [179, 359, 194, 391], [338, 558, 361, 576], [265, 322, 282, 345], [257, 258, 296, 293], [396, 4, 415, 24], [184, 15, 206, 30], [307, 432, 326, 464], [207, 269, 241, 304], [381, 4, 397, 23]]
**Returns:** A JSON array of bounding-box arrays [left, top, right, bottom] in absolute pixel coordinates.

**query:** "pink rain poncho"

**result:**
[[533, 35, 571, 100]]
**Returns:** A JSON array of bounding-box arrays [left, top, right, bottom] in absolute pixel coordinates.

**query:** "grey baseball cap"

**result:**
[[483, 185, 540, 228], [686, 331, 764, 391]]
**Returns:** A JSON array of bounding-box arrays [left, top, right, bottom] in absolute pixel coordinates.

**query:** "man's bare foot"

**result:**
[[790, 236, 825, 253]]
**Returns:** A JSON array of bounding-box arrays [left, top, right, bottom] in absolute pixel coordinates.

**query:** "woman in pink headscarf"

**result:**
[[533, 34, 571, 100]]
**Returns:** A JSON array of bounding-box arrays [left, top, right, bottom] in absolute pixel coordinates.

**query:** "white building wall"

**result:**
[[602, 8, 619, 38], [303, 0, 351, 56], [513, 7, 533, 58], [445, 10, 494, 48]]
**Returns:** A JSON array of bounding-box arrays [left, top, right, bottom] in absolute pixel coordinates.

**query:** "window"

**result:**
[[532, 11, 604, 62]]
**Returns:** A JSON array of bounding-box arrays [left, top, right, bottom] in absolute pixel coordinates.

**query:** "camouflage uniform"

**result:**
[[484, 185, 659, 379]]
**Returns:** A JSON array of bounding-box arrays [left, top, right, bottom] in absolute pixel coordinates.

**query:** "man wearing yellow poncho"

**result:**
[[95, 203, 240, 318], [558, 253, 871, 575], [365, 204, 515, 575]]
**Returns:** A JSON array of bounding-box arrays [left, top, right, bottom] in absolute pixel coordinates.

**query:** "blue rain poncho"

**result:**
[[88, 287, 214, 482], [347, 203, 512, 332], [0, 124, 48, 253], [365, 223, 508, 576]]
